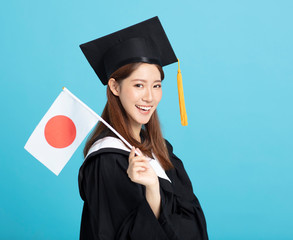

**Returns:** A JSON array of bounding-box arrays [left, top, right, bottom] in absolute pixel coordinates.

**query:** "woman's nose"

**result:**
[[142, 88, 153, 102]]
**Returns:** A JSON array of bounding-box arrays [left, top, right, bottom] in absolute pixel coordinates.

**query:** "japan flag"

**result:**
[[24, 87, 99, 175]]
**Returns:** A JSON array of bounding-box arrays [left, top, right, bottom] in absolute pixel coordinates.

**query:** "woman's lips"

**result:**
[[135, 105, 152, 114]]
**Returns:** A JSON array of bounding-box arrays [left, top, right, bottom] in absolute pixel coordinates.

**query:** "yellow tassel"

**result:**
[[177, 59, 188, 126]]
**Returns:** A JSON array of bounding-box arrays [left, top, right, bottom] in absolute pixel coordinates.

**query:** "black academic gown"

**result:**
[[78, 136, 208, 240]]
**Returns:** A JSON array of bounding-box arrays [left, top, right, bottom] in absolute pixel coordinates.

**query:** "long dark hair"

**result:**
[[83, 62, 174, 170]]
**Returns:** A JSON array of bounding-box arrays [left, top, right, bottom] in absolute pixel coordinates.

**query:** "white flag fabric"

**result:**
[[24, 87, 99, 175]]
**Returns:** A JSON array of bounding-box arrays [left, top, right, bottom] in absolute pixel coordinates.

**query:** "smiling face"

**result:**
[[108, 63, 163, 135]]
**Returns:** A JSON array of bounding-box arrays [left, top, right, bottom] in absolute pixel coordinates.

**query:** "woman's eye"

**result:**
[[154, 84, 161, 88], [135, 84, 143, 88]]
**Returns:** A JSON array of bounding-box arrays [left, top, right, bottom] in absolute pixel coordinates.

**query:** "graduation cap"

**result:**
[[80, 16, 188, 126]]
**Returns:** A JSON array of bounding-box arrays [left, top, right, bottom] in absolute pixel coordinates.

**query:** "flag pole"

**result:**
[[62, 87, 140, 156]]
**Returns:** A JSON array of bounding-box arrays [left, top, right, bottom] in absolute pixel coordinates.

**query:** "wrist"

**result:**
[[145, 180, 160, 192]]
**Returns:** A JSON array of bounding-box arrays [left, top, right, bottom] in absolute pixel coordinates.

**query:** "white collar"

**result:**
[[87, 136, 171, 183]]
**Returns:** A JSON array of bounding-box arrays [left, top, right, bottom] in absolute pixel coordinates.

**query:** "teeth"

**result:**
[[136, 105, 151, 111]]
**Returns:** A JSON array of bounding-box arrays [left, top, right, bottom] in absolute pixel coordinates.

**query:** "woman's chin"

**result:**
[[128, 110, 154, 126], [138, 118, 151, 125], [135, 115, 152, 125]]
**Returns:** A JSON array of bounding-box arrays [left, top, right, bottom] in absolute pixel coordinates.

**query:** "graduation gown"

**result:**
[[78, 135, 208, 240]]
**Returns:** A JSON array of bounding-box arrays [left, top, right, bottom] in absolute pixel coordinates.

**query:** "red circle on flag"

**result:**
[[44, 115, 76, 148]]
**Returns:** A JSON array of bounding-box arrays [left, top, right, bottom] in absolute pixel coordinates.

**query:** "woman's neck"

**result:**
[[131, 123, 142, 143]]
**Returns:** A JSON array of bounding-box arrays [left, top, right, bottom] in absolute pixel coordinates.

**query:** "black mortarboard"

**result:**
[[80, 16, 188, 126], [79, 16, 177, 85]]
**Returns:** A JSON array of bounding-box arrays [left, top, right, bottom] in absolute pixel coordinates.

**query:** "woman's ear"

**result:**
[[108, 78, 120, 96]]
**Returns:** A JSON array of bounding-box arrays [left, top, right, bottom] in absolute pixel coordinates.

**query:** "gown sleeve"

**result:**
[[156, 140, 209, 240]]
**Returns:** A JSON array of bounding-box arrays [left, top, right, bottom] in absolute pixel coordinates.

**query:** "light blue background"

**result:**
[[1, 0, 292, 239]]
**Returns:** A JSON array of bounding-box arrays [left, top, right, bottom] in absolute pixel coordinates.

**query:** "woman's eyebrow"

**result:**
[[131, 79, 162, 83]]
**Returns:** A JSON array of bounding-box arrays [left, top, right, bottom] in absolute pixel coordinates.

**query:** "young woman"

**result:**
[[78, 17, 208, 240]]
